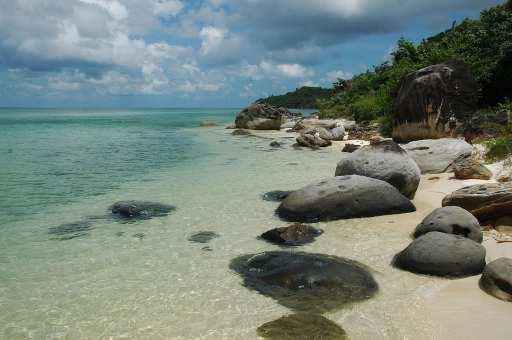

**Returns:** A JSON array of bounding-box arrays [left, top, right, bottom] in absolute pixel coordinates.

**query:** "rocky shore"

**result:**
[[225, 103, 512, 339]]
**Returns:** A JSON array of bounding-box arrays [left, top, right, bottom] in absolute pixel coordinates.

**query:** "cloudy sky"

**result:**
[[0, 0, 503, 107]]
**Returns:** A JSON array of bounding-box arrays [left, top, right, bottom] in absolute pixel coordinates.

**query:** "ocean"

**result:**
[[0, 108, 439, 339]]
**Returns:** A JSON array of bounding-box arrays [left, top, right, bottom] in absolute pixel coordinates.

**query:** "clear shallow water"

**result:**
[[0, 109, 440, 339]]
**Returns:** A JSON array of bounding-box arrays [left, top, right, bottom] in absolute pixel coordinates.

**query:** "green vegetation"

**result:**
[[256, 86, 332, 109], [484, 101, 512, 161], [318, 1, 512, 140]]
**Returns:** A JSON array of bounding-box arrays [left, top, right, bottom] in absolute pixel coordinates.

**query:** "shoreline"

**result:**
[[247, 127, 512, 340]]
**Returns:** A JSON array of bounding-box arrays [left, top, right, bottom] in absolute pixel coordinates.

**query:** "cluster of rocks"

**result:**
[[228, 100, 511, 336], [49, 200, 176, 241], [393, 184, 512, 300], [293, 119, 346, 149]]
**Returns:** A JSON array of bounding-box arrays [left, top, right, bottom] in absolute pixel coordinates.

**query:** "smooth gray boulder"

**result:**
[[277, 175, 416, 222], [413, 206, 483, 243], [335, 140, 421, 199], [480, 258, 512, 302], [394, 232, 486, 277], [403, 138, 473, 174]]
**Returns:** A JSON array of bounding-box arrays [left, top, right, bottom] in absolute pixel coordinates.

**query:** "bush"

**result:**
[[350, 94, 381, 122], [486, 135, 512, 161]]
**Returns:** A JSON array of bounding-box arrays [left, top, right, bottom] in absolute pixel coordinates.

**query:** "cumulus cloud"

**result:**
[[259, 61, 315, 79], [199, 26, 241, 65], [0, 0, 503, 103]]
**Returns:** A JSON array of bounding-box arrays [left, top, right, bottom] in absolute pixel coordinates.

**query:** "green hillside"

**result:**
[[256, 86, 332, 109]]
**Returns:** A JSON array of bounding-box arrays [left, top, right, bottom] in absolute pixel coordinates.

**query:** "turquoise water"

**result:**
[[0, 109, 234, 224], [0, 109, 439, 339]]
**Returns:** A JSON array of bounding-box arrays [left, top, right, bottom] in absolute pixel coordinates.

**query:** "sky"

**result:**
[[0, 0, 504, 108]]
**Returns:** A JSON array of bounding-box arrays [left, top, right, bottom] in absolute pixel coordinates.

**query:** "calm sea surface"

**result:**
[[0, 108, 438, 339]]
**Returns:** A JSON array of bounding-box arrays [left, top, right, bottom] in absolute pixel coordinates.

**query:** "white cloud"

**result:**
[[153, 0, 184, 17], [260, 61, 315, 79], [199, 26, 241, 65]]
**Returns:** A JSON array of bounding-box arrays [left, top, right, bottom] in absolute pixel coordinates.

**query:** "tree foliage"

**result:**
[[318, 1, 512, 132], [256, 86, 332, 109]]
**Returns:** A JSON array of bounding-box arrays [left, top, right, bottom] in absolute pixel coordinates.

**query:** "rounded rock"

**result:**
[[394, 232, 486, 278], [277, 175, 416, 222], [413, 206, 483, 243], [335, 140, 421, 199], [480, 258, 512, 302], [230, 251, 378, 313]]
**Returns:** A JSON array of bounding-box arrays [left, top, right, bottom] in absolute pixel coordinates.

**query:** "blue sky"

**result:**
[[0, 0, 503, 108]]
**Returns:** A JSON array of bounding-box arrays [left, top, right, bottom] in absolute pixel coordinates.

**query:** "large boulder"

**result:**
[[260, 223, 323, 246], [257, 314, 348, 340], [480, 258, 512, 302], [393, 60, 479, 142], [442, 182, 512, 224], [403, 138, 473, 174], [230, 251, 378, 313], [111, 201, 175, 219], [413, 206, 483, 243], [452, 154, 492, 180], [235, 104, 292, 130], [335, 140, 421, 199], [393, 232, 486, 278], [277, 175, 416, 222]]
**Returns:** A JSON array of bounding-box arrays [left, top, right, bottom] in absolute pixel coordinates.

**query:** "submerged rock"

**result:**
[[260, 223, 323, 246], [277, 175, 415, 222], [442, 182, 512, 224], [232, 129, 251, 136], [230, 251, 378, 313], [257, 313, 348, 340], [188, 231, 220, 244], [111, 201, 175, 219], [48, 220, 94, 240], [403, 138, 473, 174], [269, 140, 282, 148], [393, 232, 486, 278], [413, 206, 483, 243], [335, 140, 421, 199], [199, 121, 219, 127], [262, 190, 292, 202], [480, 258, 512, 302]]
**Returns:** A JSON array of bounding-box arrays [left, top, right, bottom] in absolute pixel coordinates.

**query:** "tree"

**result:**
[[392, 37, 419, 63]]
